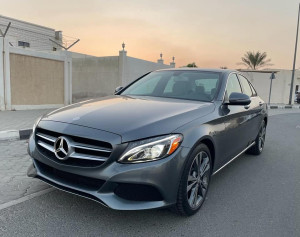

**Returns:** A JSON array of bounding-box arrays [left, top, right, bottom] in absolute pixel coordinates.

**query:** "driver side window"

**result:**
[[225, 74, 242, 100]]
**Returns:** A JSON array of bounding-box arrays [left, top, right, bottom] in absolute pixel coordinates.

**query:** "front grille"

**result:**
[[36, 160, 105, 191], [35, 128, 113, 167]]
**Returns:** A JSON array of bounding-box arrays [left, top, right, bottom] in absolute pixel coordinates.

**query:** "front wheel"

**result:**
[[247, 120, 266, 155], [172, 144, 212, 216]]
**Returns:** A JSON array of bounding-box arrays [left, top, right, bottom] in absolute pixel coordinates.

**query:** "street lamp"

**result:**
[[289, 3, 300, 105]]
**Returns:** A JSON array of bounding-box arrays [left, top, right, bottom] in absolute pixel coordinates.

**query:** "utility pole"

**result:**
[[268, 72, 276, 105], [289, 3, 300, 105]]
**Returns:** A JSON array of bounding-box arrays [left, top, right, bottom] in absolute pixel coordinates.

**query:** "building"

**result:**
[[0, 15, 62, 51]]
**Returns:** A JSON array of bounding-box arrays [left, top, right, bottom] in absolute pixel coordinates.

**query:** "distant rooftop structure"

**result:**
[[0, 15, 64, 51]]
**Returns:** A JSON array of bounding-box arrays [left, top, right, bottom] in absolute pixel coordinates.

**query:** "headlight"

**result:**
[[32, 116, 43, 134], [118, 134, 183, 163]]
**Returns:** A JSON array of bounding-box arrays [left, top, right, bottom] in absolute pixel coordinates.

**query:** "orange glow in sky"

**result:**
[[1, 0, 299, 69]]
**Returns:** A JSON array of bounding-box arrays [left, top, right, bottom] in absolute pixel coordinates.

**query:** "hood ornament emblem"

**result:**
[[54, 136, 71, 160]]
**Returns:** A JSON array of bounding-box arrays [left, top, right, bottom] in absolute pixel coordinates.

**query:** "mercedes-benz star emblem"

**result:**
[[54, 136, 70, 160]]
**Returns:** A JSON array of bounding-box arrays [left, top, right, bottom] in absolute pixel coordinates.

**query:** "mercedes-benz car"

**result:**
[[27, 69, 268, 216]]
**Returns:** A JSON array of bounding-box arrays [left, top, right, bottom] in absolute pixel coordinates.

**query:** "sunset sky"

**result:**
[[1, 0, 300, 69]]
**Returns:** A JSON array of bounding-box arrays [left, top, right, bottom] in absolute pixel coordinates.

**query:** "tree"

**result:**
[[239, 51, 272, 70], [186, 62, 197, 68]]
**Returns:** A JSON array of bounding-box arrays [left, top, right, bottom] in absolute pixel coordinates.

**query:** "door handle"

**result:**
[[244, 105, 250, 109]]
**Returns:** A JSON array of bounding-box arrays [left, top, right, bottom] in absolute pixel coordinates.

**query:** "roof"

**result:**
[[238, 69, 280, 73], [0, 15, 55, 31], [156, 68, 235, 73]]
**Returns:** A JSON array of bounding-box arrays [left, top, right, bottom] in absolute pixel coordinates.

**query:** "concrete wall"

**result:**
[[72, 51, 173, 103], [241, 70, 300, 104], [123, 55, 172, 86], [72, 56, 120, 102], [10, 53, 64, 106], [1, 38, 173, 110], [0, 38, 71, 110]]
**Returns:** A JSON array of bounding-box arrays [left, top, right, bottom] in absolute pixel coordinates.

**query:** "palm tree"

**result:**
[[239, 51, 272, 70], [186, 62, 197, 68]]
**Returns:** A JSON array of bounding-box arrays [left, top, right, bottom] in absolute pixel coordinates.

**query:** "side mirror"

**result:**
[[227, 92, 251, 106], [114, 86, 123, 94]]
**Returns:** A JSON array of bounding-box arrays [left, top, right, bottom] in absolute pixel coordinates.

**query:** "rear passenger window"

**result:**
[[238, 75, 253, 97]]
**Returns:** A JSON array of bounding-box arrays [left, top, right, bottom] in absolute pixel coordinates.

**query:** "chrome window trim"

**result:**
[[221, 72, 258, 103], [237, 73, 256, 98], [221, 72, 243, 103]]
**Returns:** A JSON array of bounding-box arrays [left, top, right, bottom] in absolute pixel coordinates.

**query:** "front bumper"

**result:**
[[27, 134, 190, 210]]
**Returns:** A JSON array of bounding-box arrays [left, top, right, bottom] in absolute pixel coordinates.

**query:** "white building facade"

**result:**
[[0, 15, 62, 51]]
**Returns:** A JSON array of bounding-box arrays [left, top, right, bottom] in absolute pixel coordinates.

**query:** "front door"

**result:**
[[219, 73, 252, 163]]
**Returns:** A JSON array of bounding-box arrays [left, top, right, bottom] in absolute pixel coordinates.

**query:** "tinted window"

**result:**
[[226, 74, 242, 97], [121, 71, 220, 102], [238, 75, 253, 97]]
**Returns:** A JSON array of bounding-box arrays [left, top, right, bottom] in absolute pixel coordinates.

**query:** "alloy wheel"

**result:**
[[187, 151, 210, 209], [258, 125, 266, 152]]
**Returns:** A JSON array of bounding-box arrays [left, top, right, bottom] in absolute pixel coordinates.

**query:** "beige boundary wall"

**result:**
[[0, 39, 173, 109], [72, 50, 173, 103], [1, 37, 299, 110], [72, 55, 120, 102], [241, 70, 300, 104], [10, 54, 64, 106], [0, 38, 72, 110], [122, 53, 173, 86]]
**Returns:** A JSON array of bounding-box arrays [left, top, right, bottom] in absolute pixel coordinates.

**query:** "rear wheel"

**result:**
[[173, 144, 212, 216], [247, 120, 266, 155]]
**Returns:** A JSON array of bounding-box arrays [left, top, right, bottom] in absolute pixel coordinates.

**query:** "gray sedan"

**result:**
[[27, 69, 268, 216]]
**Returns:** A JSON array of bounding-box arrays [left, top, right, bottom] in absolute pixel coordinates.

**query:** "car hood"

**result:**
[[42, 95, 215, 142]]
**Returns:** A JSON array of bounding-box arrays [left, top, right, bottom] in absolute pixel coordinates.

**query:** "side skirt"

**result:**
[[212, 142, 255, 175]]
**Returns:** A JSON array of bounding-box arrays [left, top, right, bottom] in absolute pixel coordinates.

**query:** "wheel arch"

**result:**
[[182, 135, 216, 173], [196, 136, 215, 173]]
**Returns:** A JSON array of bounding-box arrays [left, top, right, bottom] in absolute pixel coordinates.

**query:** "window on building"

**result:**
[[18, 41, 30, 48], [53, 47, 57, 51]]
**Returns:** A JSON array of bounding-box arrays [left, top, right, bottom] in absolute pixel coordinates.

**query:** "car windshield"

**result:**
[[120, 71, 221, 102]]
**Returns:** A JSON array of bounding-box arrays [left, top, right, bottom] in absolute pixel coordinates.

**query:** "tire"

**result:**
[[246, 120, 266, 155], [172, 143, 212, 216]]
